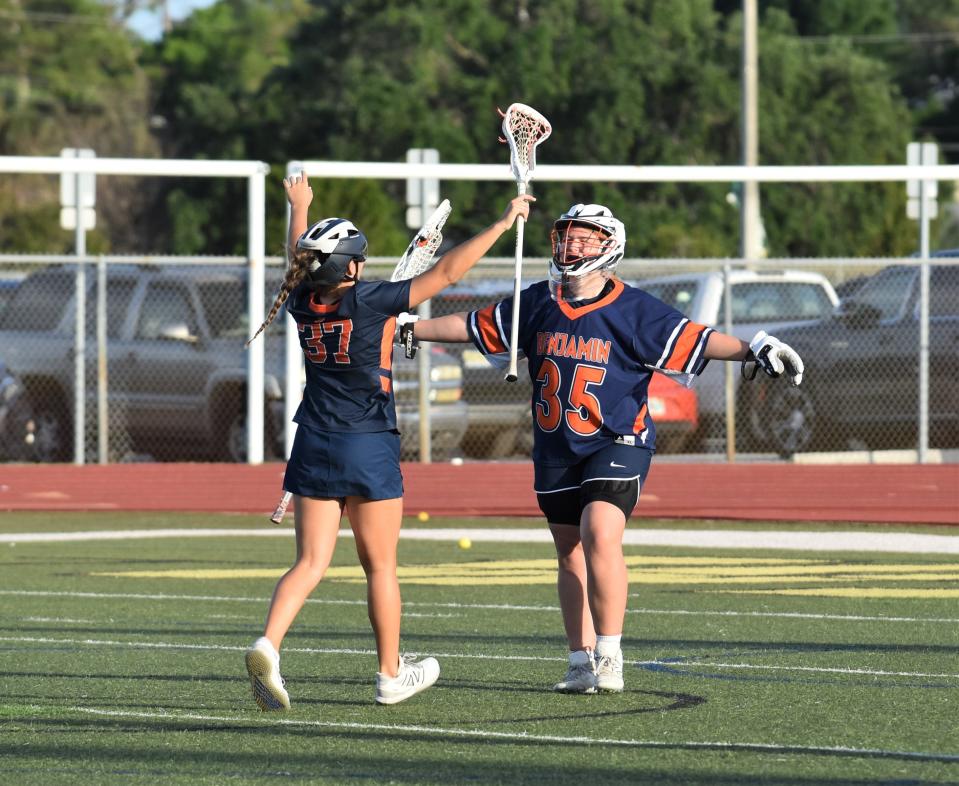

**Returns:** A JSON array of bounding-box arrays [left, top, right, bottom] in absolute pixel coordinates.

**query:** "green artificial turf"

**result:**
[[0, 512, 956, 785]]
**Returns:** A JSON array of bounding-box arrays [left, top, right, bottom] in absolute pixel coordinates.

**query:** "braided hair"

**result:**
[[245, 246, 312, 347]]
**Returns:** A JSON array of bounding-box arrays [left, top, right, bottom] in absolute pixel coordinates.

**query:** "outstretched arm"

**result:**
[[408, 195, 534, 309], [705, 329, 803, 385], [703, 331, 750, 361], [411, 312, 470, 343]]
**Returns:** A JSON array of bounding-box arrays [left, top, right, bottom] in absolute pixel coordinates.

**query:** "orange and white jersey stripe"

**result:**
[[649, 318, 713, 387]]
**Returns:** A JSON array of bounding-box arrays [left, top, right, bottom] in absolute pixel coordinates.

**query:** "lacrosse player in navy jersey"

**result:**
[[243, 171, 533, 710], [404, 203, 803, 694]]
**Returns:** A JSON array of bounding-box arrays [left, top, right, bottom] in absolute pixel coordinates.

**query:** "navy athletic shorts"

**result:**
[[283, 424, 403, 501], [534, 441, 653, 525]]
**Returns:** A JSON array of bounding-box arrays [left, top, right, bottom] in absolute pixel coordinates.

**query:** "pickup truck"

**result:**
[[738, 256, 959, 456], [633, 269, 839, 450], [0, 265, 467, 462]]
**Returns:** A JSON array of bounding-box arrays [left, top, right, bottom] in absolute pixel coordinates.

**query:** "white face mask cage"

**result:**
[[548, 264, 617, 302]]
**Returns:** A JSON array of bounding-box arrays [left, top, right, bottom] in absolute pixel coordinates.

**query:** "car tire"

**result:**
[[216, 397, 279, 463], [29, 397, 71, 462], [462, 427, 519, 459], [747, 384, 820, 459]]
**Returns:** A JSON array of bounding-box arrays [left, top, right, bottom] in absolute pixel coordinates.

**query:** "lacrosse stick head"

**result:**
[[500, 103, 552, 187], [391, 199, 452, 282]]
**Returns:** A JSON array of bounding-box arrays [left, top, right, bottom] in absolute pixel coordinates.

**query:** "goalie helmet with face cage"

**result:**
[[297, 217, 368, 287], [548, 204, 626, 299]]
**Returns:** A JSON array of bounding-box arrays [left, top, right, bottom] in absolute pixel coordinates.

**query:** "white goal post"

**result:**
[[0, 156, 270, 464], [285, 158, 959, 459]]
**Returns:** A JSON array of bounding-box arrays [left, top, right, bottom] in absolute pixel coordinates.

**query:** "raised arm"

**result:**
[[408, 195, 534, 309], [284, 171, 313, 254]]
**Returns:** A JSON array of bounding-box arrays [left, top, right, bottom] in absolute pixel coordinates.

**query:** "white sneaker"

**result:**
[[595, 649, 624, 692], [245, 637, 290, 711], [553, 650, 597, 694], [375, 655, 440, 705]]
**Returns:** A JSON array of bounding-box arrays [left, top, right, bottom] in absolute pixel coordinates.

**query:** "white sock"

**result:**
[[595, 635, 622, 657], [254, 636, 279, 660], [568, 649, 592, 666]]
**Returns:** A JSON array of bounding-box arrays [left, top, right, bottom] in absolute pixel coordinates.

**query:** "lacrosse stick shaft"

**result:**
[[506, 182, 528, 382], [270, 490, 292, 524]]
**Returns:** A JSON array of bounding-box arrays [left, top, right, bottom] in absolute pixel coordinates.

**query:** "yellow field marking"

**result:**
[[713, 588, 959, 599], [91, 556, 959, 591], [626, 572, 959, 585], [91, 556, 818, 580]]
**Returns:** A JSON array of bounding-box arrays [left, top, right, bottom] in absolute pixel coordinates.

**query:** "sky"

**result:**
[[125, 0, 218, 41]]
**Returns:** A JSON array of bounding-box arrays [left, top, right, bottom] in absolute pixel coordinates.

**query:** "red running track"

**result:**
[[0, 462, 956, 524]]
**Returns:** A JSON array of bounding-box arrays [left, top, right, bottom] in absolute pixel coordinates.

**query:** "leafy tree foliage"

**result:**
[[5, 0, 955, 258], [0, 0, 156, 251]]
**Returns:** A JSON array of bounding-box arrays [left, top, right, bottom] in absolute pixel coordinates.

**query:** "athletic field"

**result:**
[[1, 511, 957, 784]]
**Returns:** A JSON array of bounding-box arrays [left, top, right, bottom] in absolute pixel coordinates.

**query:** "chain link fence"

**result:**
[[0, 254, 956, 464]]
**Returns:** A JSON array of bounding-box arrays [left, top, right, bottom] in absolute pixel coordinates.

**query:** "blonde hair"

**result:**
[[245, 246, 313, 347]]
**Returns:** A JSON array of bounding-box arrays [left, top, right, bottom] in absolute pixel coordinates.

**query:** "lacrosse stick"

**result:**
[[268, 200, 453, 524], [499, 103, 551, 381], [270, 491, 292, 524]]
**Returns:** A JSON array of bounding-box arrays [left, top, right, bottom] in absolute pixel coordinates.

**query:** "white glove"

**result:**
[[749, 330, 804, 386], [395, 312, 419, 358]]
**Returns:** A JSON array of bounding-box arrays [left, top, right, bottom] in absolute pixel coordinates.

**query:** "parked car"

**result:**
[[429, 278, 699, 457], [0, 265, 466, 462], [738, 253, 959, 456], [0, 356, 36, 460], [0, 274, 23, 318], [632, 269, 839, 450]]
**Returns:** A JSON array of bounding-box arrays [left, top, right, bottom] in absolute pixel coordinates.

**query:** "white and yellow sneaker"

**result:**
[[375, 655, 440, 705], [595, 649, 624, 692], [245, 637, 290, 711]]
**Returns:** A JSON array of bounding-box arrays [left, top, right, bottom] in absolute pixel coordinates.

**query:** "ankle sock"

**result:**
[[596, 635, 622, 657]]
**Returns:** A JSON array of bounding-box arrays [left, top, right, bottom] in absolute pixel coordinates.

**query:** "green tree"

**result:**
[[150, 0, 927, 259], [145, 0, 312, 254], [0, 0, 156, 251]]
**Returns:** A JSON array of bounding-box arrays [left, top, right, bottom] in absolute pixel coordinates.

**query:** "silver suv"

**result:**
[[0, 265, 467, 462]]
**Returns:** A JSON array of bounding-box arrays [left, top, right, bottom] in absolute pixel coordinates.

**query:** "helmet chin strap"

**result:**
[[342, 259, 364, 282]]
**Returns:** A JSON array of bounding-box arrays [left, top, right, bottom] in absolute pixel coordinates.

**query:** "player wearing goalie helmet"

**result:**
[[404, 202, 803, 694], [244, 171, 533, 709]]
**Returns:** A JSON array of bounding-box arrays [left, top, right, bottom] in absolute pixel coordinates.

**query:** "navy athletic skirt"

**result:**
[[283, 424, 403, 501]]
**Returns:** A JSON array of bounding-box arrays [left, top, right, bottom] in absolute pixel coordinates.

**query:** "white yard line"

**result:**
[[1, 526, 958, 553], [10, 706, 946, 762], [643, 660, 959, 680], [2, 589, 957, 624], [2, 634, 956, 681]]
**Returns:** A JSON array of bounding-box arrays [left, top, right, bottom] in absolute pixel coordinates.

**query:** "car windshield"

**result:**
[[849, 267, 916, 320], [0, 271, 74, 331], [641, 281, 698, 312], [720, 282, 834, 322], [197, 281, 249, 339], [197, 278, 285, 340]]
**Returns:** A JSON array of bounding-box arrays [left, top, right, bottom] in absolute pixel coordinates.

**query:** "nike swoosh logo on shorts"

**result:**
[[610, 461, 626, 468]]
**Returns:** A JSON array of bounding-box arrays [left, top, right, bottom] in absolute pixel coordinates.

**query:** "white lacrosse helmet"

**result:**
[[297, 217, 368, 287], [548, 204, 625, 298]]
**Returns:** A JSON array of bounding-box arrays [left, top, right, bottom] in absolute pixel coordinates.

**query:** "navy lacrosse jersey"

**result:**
[[466, 279, 712, 465], [285, 279, 411, 433]]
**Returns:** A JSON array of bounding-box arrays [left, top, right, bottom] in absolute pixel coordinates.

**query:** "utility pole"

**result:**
[[726, 0, 760, 462]]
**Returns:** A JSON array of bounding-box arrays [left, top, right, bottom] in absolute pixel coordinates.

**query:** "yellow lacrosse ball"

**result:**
[[417, 511, 430, 522], [458, 537, 472, 550]]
